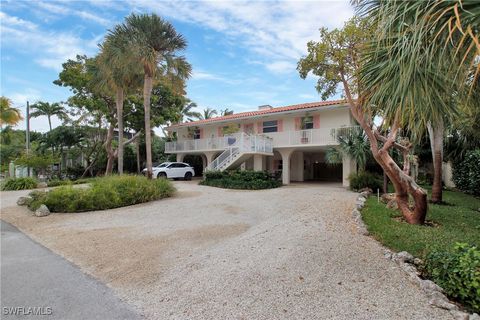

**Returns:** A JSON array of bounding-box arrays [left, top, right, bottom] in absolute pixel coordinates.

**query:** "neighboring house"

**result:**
[[165, 100, 358, 187]]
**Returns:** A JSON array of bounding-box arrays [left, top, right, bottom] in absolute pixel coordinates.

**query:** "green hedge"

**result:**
[[453, 149, 480, 196], [200, 170, 281, 190], [47, 178, 95, 187], [348, 171, 382, 191], [1, 177, 38, 191], [423, 243, 480, 313], [28, 175, 175, 213]]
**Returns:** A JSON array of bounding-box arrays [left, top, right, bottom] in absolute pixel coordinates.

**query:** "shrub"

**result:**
[[453, 149, 480, 196], [201, 170, 281, 190], [28, 175, 175, 213], [348, 171, 382, 191], [47, 179, 72, 187], [1, 177, 38, 191], [423, 243, 480, 312]]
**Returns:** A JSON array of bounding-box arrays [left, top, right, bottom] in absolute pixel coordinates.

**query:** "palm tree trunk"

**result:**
[[48, 116, 52, 132], [136, 134, 141, 174], [105, 123, 115, 175], [116, 88, 124, 175], [143, 74, 153, 179], [427, 120, 444, 203]]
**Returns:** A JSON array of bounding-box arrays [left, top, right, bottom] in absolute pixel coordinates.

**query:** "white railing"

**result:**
[[264, 126, 360, 147], [204, 133, 274, 171], [165, 132, 274, 153]]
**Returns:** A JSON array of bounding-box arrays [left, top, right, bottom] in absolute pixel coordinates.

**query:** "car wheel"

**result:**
[[184, 172, 193, 181], [157, 172, 167, 179]]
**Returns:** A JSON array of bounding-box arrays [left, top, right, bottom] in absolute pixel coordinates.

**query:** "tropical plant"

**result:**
[[220, 108, 234, 116], [0, 96, 23, 127], [121, 13, 190, 179], [298, 16, 429, 224], [97, 26, 143, 175], [30, 101, 67, 132], [195, 107, 218, 120], [354, 0, 479, 204], [180, 100, 201, 122], [325, 127, 371, 172]]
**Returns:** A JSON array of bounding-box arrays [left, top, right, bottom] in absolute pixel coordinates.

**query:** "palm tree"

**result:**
[[325, 127, 371, 172], [220, 108, 234, 116], [0, 96, 23, 127], [123, 13, 189, 179], [30, 101, 67, 132], [98, 25, 142, 175], [355, 0, 478, 204], [181, 101, 201, 122], [196, 107, 218, 120]]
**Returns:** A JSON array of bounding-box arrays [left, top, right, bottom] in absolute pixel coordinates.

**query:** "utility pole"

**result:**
[[26, 101, 31, 176]]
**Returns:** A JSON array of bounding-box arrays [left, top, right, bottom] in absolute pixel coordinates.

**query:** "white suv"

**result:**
[[143, 162, 195, 180]]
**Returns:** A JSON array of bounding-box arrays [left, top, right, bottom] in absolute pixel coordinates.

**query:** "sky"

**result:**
[[0, 0, 354, 132]]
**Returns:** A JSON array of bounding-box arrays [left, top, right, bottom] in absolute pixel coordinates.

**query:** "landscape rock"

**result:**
[[393, 251, 414, 263], [420, 280, 443, 293], [16, 196, 32, 206], [429, 297, 459, 311], [450, 311, 470, 320], [34, 205, 50, 217], [37, 182, 48, 188], [357, 196, 366, 203], [380, 193, 395, 204], [358, 187, 373, 195], [413, 258, 423, 266], [470, 313, 480, 320], [386, 199, 398, 210]]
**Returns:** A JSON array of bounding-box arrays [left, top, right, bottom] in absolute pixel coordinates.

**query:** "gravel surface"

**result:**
[[1, 181, 453, 319]]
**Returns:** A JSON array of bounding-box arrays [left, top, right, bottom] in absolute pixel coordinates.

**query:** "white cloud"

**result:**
[[9, 88, 41, 107], [130, 0, 353, 74], [265, 60, 296, 74], [35, 1, 110, 26], [1, 12, 100, 71], [0, 11, 37, 30], [299, 93, 317, 100]]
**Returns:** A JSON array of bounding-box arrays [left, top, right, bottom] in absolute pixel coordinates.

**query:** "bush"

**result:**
[[28, 175, 175, 213], [1, 177, 38, 191], [47, 179, 72, 187], [423, 243, 480, 312], [348, 171, 382, 191], [200, 170, 281, 190], [453, 149, 480, 196]]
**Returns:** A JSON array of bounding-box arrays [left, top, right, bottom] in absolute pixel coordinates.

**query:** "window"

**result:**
[[263, 120, 278, 133], [193, 129, 201, 140], [301, 116, 313, 130]]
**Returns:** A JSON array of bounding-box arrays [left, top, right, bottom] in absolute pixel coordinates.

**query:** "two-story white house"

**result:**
[[165, 100, 358, 187]]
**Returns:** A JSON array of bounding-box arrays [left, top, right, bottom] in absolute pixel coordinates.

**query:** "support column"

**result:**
[[253, 154, 264, 171], [296, 152, 304, 182], [279, 148, 295, 185], [176, 153, 185, 162], [203, 151, 216, 167], [342, 154, 356, 188], [201, 154, 207, 170]]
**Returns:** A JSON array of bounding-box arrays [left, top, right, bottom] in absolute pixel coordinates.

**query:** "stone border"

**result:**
[[351, 190, 479, 320]]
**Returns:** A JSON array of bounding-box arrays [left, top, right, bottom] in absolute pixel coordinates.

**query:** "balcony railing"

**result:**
[[165, 126, 360, 153]]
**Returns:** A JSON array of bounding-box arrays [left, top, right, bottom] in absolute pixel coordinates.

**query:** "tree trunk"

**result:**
[[48, 115, 52, 132], [428, 120, 444, 203], [383, 171, 388, 194], [136, 134, 141, 174], [105, 123, 115, 175], [143, 74, 153, 179], [116, 88, 125, 175]]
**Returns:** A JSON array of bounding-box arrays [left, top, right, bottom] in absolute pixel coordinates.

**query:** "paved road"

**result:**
[[0, 221, 142, 320]]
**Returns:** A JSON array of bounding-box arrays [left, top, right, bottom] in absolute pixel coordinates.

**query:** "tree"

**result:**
[[220, 108, 234, 116], [0, 96, 23, 127], [196, 107, 218, 120], [180, 100, 201, 122], [325, 127, 371, 172], [30, 101, 67, 132], [97, 27, 143, 175], [298, 17, 429, 224], [122, 13, 190, 179], [355, 0, 479, 204]]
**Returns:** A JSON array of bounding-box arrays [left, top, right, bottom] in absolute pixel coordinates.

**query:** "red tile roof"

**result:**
[[168, 99, 347, 129]]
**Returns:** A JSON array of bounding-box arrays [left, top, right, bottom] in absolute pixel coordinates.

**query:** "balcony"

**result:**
[[165, 126, 360, 153]]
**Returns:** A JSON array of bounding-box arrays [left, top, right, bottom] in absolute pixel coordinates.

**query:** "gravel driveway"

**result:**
[[0, 182, 452, 319]]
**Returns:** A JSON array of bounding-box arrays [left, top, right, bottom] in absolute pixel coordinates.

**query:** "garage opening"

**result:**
[[304, 151, 342, 182]]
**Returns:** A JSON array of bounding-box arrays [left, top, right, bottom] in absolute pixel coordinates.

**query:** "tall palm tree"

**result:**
[[355, 0, 478, 203], [220, 108, 234, 116], [123, 13, 189, 179], [0, 96, 23, 127], [196, 107, 218, 120], [181, 101, 201, 122], [30, 101, 67, 132], [98, 26, 142, 175]]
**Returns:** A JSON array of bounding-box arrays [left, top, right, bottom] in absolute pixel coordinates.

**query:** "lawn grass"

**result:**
[[361, 188, 480, 258]]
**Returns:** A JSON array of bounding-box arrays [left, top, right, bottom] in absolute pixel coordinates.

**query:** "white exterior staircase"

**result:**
[[205, 133, 273, 172]]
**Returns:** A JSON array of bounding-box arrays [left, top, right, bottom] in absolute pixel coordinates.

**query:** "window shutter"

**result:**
[[217, 127, 222, 137], [295, 117, 301, 130], [313, 115, 320, 129], [257, 122, 263, 133], [199, 128, 204, 139], [277, 119, 283, 132]]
